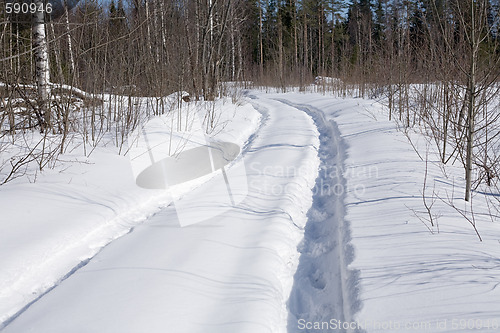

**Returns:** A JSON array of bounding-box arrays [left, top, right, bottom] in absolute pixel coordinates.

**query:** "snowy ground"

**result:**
[[0, 98, 261, 328], [1, 91, 500, 332], [272, 93, 500, 333]]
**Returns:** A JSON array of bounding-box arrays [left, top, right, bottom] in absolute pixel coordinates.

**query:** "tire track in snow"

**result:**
[[273, 99, 362, 333], [2, 96, 321, 333]]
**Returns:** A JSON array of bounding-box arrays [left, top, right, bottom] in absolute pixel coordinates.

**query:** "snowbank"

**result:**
[[0, 97, 261, 327]]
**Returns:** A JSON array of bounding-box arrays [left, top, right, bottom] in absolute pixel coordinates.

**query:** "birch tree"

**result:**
[[32, 0, 51, 131]]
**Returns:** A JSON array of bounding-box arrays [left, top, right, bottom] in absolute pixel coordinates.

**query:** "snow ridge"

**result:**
[[0, 257, 92, 330]]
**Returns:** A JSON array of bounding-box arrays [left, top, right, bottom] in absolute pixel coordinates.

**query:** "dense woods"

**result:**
[[1, 0, 498, 97], [0, 0, 500, 206]]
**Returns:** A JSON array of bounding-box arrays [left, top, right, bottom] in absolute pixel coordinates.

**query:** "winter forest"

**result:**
[[2, 0, 500, 198], [2, 0, 500, 332]]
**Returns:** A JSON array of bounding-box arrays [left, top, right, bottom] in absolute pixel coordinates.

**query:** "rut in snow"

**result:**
[[275, 99, 362, 333]]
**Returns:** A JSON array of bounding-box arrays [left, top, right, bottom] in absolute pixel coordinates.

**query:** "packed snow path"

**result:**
[[2, 94, 356, 333], [276, 99, 358, 333]]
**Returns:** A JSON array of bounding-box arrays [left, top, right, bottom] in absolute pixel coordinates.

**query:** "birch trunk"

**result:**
[[64, 1, 75, 75], [33, 0, 51, 130], [258, 1, 263, 78], [465, 0, 477, 202]]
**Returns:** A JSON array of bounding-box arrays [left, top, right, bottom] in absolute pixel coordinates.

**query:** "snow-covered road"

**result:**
[[4, 92, 500, 333], [3, 95, 333, 332]]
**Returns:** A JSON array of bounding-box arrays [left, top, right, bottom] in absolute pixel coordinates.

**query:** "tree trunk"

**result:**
[[258, 0, 264, 78], [465, 0, 477, 202], [33, 0, 51, 131], [465, 69, 475, 202], [278, 2, 284, 90], [64, 1, 75, 76]]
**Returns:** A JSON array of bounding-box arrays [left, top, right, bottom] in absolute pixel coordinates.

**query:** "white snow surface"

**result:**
[[0, 99, 262, 328], [1, 95, 321, 332], [269, 93, 500, 333], [2, 91, 500, 333]]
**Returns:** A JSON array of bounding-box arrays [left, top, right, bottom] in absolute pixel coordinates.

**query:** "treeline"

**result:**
[[2, 0, 500, 96]]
